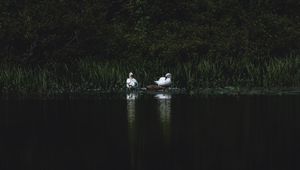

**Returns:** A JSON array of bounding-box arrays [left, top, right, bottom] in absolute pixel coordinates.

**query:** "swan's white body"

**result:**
[[126, 78, 138, 88], [154, 73, 172, 87], [126, 72, 138, 89]]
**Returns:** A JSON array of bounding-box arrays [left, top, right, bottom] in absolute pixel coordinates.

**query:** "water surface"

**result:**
[[0, 93, 299, 170]]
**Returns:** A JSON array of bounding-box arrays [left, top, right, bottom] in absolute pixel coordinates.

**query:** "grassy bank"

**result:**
[[0, 56, 299, 96]]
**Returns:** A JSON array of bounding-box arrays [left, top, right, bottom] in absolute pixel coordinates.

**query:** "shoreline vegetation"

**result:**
[[1, 1, 299, 97], [1, 56, 299, 97]]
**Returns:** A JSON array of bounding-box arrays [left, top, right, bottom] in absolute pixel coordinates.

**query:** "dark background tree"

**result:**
[[0, 0, 299, 64]]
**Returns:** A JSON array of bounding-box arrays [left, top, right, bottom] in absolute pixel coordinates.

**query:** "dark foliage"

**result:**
[[0, 0, 299, 64]]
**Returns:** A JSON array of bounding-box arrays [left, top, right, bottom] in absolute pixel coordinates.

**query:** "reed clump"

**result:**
[[0, 56, 299, 96]]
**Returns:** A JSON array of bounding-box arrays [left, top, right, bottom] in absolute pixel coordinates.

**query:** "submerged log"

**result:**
[[146, 84, 166, 91]]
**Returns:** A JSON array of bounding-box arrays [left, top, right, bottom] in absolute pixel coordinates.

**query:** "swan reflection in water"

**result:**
[[126, 92, 138, 167], [127, 92, 138, 129], [126, 92, 172, 168], [126, 91, 139, 101], [154, 93, 172, 144]]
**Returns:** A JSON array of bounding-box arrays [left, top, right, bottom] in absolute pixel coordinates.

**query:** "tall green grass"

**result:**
[[0, 56, 299, 96]]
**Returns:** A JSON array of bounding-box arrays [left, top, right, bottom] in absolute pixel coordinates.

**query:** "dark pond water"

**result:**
[[0, 93, 299, 170]]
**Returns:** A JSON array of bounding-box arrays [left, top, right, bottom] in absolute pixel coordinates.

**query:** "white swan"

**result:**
[[154, 73, 172, 87], [126, 72, 138, 89]]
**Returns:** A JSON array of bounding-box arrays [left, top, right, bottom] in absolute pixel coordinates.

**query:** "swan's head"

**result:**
[[129, 72, 134, 78], [165, 73, 172, 78]]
